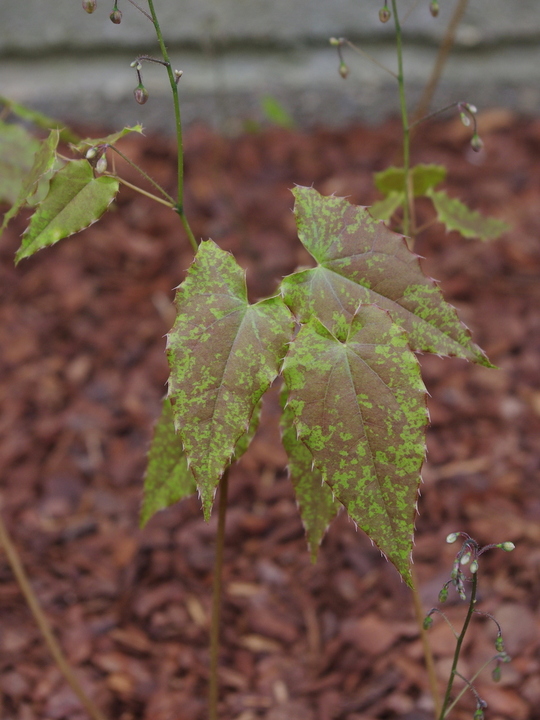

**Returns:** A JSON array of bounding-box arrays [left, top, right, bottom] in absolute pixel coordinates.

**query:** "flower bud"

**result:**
[[446, 532, 458, 544], [470, 560, 478, 574], [460, 551, 471, 566], [495, 635, 505, 653], [134, 83, 149, 105], [174, 69, 183, 83], [379, 5, 391, 22], [110, 8, 122, 23], [438, 585, 449, 603], [470, 134, 484, 152], [492, 665, 501, 682], [473, 708, 484, 720], [85, 147, 98, 159], [96, 155, 108, 174], [460, 112, 471, 127], [82, 0, 97, 13], [429, 1, 439, 17], [329, 37, 341, 46], [423, 615, 433, 630], [339, 61, 349, 79], [499, 541, 515, 552]]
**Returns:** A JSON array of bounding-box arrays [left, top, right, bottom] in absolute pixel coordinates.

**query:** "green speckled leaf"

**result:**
[[167, 240, 294, 517], [282, 186, 491, 366], [280, 386, 340, 561], [0, 121, 40, 205], [374, 164, 446, 197], [369, 191, 405, 222], [1, 129, 60, 236], [140, 397, 197, 527], [282, 305, 429, 583], [427, 188, 509, 241], [141, 396, 261, 526], [73, 125, 144, 152], [15, 159, 119, 263]]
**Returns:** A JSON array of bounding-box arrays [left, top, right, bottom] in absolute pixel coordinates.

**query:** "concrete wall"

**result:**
[[1, 0, 539, 131]]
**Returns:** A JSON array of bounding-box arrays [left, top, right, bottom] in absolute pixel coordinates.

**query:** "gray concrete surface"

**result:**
[[1, 0, 539, 131]]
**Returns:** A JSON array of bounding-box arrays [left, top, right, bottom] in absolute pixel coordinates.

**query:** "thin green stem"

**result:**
[[209, 470, 229, 720], [409, 102, 464, 130], [390, 0, 413, 242], [113, 175, 176, 208], [0, 512, 108, 720], [341, 39, 398, 79], [410, 565, 441, 717], [439, 572, 478, 720], [108, 145, 175, 204], [443, 656, 494, 716], [146, 0, 198, 253]]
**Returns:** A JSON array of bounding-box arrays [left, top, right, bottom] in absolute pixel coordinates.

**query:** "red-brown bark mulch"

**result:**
[[1, 110, 540, 720]]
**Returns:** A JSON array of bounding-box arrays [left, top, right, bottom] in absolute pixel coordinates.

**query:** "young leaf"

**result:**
[[140, 397, 197, 527], [427, 188, 509, 241], [260, 96, 295, 129], [281, 388, 340, 561], [73, 125, 144, 153], [167, 240, 294, 517], [282, 306, 429, 583], [15, 159, 119, 263], [0, 95, 80, 144], [374, 164, 446, 197], [141, 396, 262, 527], [1, 129, 60, 235], [0, 121, 40, 205], [281, 186, 491, 366], [369, 191, 405, 221]]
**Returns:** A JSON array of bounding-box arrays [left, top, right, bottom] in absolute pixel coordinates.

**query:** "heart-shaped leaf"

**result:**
[[141, 396, 262, 526], [72, 125, 144, 153], [374, 164, 446, 197], [0, 121, 40, 205], [167, 240, 294, 516], [1, 129, 60, 236], [140, 397, 197, 527], [282, 305, 428, 583], [369, 191, 405, 222], [16, 159, 119, 263], [281, 186, 491, 366], [427, 188, 509, 241], [280, 387, 340, 560]]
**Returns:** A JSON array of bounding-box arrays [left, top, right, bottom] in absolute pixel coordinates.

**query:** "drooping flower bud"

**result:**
[[499, 541, 515, 552], [470, 133, 484, 152], [492, 665, 501, 682], [82, 0, 97, 13], [495, 635, 505, 653], [85, 146, 98, 159], [379, 5, 391, 22], [423, 615, 434, 630], [110, 8, 122, 23], [429, 1, 439, 17], [438, 585, 449, 603], [134, 83, 149, 105], [96, 155, 108, 174], [339, 61, 349, 79], [446, 532, 458, 544]]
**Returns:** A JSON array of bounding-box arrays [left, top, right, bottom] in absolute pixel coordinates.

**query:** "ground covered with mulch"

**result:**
[[1, 110, 540, 720]]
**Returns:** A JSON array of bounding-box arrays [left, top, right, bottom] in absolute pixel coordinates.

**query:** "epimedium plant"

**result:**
[[0, 0, 513, 718]]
